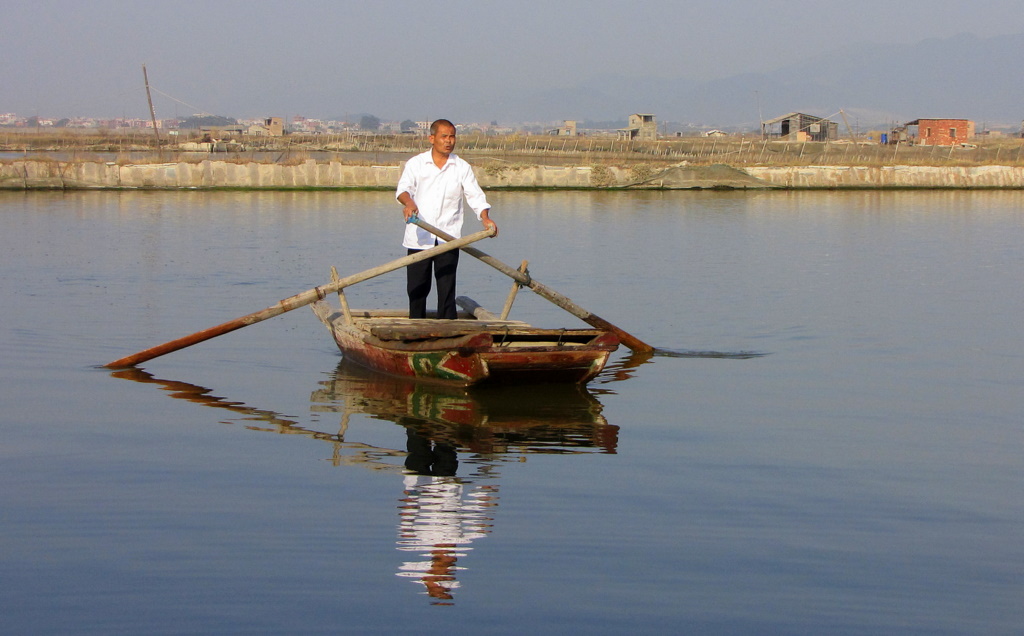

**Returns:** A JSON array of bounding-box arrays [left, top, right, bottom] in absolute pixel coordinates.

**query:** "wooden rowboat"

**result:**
[[311, 296, 620, 387]]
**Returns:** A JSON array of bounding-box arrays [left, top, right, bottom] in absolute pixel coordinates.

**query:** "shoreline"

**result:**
[[4, 158, 1024, 190]]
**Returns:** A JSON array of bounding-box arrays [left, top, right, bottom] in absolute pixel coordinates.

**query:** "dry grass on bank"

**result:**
[[4, 129, 1024, 168]]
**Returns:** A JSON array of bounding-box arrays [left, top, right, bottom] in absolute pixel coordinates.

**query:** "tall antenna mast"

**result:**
[[142, 64, 163, 161]]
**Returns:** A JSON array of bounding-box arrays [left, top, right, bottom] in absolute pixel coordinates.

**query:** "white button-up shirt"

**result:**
[[396, 150, 491, 249]]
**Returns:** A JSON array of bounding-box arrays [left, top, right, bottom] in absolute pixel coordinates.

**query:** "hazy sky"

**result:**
[[3, 0, 1022, 122]]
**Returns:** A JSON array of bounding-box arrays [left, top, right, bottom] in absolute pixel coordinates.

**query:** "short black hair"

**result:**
[[430, 119, 455, 135]]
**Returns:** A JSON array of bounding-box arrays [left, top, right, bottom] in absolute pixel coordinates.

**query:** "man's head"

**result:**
[[429, 119, 457, 158], [429, 119, 455, 136]]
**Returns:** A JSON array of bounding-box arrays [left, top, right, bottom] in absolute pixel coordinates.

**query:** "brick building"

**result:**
[[907, 118, 974, 146]]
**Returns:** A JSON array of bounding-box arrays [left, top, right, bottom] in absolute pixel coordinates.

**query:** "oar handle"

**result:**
[[104, 226, 496, 368], [410, 217, 654, 353]]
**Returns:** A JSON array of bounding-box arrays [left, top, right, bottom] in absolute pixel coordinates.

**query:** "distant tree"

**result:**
[[26, 116, 39, 128], [359, 115, 381, 131], [55, 118, 71, 128], [400, 119, 416, 133]]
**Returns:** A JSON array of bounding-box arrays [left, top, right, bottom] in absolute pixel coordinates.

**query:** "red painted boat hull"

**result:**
[[328, 321, 618, 386]]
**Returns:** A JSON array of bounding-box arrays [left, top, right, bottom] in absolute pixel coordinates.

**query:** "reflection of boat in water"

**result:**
[[312, 358, 618, 456], [109, 366, 409, 471], [110, 367, 300, 427], [111, 358, 618, 461], [311, 359, 618, 603], [111, 360, 617, 604]]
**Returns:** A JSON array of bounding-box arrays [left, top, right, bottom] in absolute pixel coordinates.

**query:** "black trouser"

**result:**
[[407, 245, 459, 319]]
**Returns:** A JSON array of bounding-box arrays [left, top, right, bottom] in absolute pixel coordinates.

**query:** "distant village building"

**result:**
[[265, 117, 284, 136], [618, 114, 657, 141], [884, 124, 912, 144], [905, 118, 975, 146], [761, 112, 838, 142], [247, 116, 284, 137], [551, 120, 578, 136], [200, 124, 245, 139]]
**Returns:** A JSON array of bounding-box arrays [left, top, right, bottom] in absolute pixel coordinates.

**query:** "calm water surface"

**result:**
[[2, 189, 1022, 634]]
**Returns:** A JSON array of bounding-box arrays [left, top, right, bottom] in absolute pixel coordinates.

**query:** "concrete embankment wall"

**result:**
[[4, 159, 1024, 189], [746, 165, 1024, 188], [0, 160, 610, 190], [0, 160, 403, 190]]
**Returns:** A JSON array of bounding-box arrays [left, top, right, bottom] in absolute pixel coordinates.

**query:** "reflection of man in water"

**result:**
[[396, 428, 498, 604], [403, 427, 458, 476]]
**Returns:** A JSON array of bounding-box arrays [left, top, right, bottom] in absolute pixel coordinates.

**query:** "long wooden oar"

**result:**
[[104, 227, 496, 368], [410, 217, 654, 353]]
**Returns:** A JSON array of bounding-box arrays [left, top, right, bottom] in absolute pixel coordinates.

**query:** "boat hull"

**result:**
[[315, 305, 619, 386]]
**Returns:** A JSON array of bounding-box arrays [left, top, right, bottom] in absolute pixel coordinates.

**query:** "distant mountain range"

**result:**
[[462, 32, 1024, 131]]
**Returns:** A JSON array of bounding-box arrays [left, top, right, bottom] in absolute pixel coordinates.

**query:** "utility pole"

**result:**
[[839, 109, 859, 145], [142, 64, 163, 161], [755, 90, 763, 138]]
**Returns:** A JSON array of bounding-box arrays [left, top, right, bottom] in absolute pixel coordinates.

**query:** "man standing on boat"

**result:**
[[397, 119, 497, 320]]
